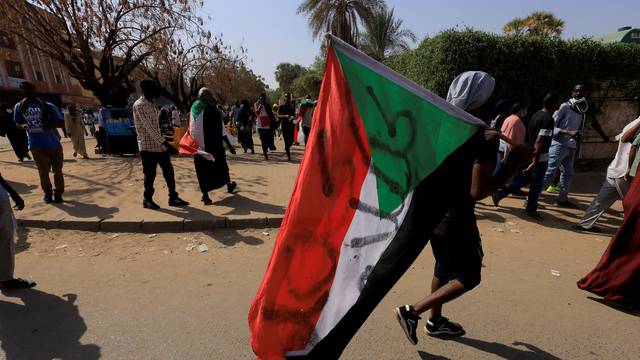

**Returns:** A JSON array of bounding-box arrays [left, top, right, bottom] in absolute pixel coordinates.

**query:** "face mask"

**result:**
[[569, 97, 588, 114]]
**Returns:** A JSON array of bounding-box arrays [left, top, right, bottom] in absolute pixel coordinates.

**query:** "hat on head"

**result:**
[[446, 71, 495, 111]]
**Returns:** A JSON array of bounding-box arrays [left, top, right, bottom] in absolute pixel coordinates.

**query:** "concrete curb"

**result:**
[[17, 216, 284, 233]]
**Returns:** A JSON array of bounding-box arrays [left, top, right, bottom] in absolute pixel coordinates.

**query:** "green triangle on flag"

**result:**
[[331, 37, 482, 216]]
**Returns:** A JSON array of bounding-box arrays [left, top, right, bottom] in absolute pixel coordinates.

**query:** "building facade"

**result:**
[[0, 30, 99, 108]]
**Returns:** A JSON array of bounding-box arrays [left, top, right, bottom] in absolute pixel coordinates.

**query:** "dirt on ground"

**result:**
[[2, 194, 639, 359]]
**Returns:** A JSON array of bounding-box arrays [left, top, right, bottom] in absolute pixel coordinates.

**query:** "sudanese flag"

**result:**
[[249, 35, 485, 359]]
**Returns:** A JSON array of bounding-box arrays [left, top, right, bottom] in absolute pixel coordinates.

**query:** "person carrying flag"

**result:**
[[254, 93, 276, 160], [394, 71, 531, 345]]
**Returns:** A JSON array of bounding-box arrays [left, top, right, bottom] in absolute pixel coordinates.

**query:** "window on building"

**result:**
[[36, 71, 44, 82], [55, 73, 63, 84], [6, 60, 25, 79], [0, 31, 16, 49]]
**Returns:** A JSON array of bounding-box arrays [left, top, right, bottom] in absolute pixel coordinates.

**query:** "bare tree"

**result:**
[[0, 0, 206, 107], [140, 28, 248, 111]]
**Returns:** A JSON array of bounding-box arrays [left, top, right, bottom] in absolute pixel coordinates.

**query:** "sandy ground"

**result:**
[[1, 137, 299, 225], [2, 193, 639, 359], [2, 134, 639, 359]]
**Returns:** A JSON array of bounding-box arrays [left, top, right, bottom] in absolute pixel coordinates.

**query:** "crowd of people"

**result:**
[[0, 74, 637, 327], [393, 72, 640, 345]]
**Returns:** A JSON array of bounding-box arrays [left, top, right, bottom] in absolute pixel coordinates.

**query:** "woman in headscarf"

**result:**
[[235, 100, 255, 154], [191, 88, 237, 205], [64, 104, 89, 158]]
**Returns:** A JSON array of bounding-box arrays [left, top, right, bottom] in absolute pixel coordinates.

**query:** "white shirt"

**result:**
[[607, 117, 640, 179]]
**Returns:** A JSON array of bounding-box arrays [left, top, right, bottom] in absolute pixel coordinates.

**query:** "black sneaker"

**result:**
[[512, 189, 528, 197], [53, 195, 64, 203], [143, 199, 160, 210], [0, 278, 36, 290], [425, 316, 464, 337], [168, 197, 189, 207], [44, 194, 53, 204], [491, 194, 500, 207], [525, 210, 544, 221], [227, 182, 237, 194], [557, 200, 578, 209], [393, 305, 421, 345]]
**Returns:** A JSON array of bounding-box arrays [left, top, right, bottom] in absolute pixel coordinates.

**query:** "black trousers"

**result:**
[[140, 151, 177, 201], [239, 130, 254, 153], [302, 126, 311, 145], [282, 123, 294, 158], [258, 129, 273, 157]]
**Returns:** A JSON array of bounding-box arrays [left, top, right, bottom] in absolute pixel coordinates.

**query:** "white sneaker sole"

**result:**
[[424, 326, 465, 337]]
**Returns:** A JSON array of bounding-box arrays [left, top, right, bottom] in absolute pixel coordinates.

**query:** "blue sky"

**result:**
[[203, 0, 640, 88]]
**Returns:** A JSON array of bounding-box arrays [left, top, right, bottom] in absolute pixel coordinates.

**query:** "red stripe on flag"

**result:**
[[249, 44, 372, 359], [178, 129, 198, 155]]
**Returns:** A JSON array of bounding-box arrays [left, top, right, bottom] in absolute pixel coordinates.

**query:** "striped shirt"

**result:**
[[132, 96, 165, 152]]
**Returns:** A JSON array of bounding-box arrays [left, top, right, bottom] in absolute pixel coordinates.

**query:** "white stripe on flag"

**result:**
[[286, 164, 413, 356]]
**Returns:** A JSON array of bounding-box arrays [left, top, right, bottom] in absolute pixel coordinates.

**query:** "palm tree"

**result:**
[[297, 0, 383, 46], [526, 11, 565, 38], [360, 5, 416, 61], [503, 17, 527, 36], [503, 11, 564, 38]]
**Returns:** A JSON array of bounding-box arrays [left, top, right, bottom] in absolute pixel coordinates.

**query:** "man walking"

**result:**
[[0, 172, 35, 290], [132, 79, 189, 210], [393, 71, 530, 345], [575, 116, 640, 232], [13, 82, 65, 203], [492, 92, 561, 220], [541, 84, 590, 208]]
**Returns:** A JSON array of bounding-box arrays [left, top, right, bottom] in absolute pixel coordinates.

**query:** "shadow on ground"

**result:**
[[52, 200, 119, 220], [214, 194, 285, 216], [418, 350, 453, 360], [0, 289, 100, 359], [448, 337, 561, 359], [587, 297, 640, 317], [15, 227, 30, 254], [204, 229, 264, 246]]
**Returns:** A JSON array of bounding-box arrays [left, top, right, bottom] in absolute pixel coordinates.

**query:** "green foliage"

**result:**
[[266, 87, 282, 104], [386, 29, 640, 108], [360, 5, 416, 61], [292, 70, 323, 98], [275, 63, 307, 92]]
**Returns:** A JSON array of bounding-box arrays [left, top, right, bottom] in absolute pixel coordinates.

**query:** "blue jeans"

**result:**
[[542, 144, 575, 203], [494, 161, 548, 212], [496, 171, 530, 201]]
